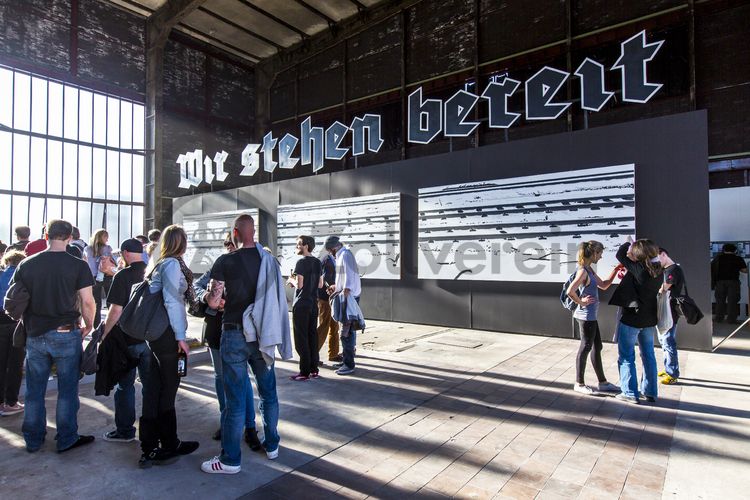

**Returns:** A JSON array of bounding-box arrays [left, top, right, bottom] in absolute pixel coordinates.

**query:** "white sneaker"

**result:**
[[598, 382, 620, 392], [201, 456, 241, 474], [266, 448, 279, 460], [573, 384, 594, 395]]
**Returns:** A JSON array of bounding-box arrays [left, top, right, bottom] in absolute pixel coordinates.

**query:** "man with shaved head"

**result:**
[[201, 214, 284, 475]]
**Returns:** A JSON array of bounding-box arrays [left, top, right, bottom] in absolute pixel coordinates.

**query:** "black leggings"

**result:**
[[140, 328, 180, 452], [575, 319, 606, 385]]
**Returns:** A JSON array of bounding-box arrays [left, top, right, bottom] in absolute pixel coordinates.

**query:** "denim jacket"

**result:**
[[149, 257, 188, 340]]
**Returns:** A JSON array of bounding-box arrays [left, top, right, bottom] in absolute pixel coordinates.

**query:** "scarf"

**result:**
[[176, 256, 198, 312]]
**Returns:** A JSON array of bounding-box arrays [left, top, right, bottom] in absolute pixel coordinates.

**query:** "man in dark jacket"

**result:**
[[711, 243, 748, 324], [99, 239, 150, 442]]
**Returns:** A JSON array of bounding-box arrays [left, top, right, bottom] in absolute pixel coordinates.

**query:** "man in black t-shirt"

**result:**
[[10, 219, 96, 453], [658, 248, 686, 384], [287, 236, 323, 380], [711, 243, 748, 323], [201, 214, 282, 474], [101, 238, 149, 443]]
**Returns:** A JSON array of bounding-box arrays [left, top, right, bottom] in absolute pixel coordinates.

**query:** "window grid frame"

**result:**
[[0, 64, 145, 245]]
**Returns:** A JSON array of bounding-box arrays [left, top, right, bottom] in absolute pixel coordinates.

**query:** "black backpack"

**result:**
[[118, 274, 169, 341], [560, 271, 580, 311]]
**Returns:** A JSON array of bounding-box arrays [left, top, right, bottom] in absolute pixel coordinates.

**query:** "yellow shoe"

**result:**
[[658, 370, 667, 377], [661, 375, 678, 385]]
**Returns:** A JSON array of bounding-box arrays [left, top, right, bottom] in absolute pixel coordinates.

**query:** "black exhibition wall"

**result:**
[[173, 111, 711, 350]]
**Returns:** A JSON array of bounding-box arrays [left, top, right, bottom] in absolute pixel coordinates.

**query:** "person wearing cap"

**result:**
[[100, 238, 151, 443], [324, 236, 362, 376]]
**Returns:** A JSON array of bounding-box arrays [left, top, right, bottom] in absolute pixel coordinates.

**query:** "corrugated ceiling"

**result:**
[[104, 0, 388, 63]]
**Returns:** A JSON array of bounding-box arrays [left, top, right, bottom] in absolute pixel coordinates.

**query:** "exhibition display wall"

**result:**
[[173, 111, 712, 350], [418, 165, 635, 282], [277, 193, 401, 280], [182, 208, 260, 273]]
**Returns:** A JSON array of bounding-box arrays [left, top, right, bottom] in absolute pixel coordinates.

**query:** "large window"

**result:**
[[0, 65, 145, 247]]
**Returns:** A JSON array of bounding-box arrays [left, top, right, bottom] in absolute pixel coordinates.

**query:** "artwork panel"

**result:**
[[277, 193, 401, 280], [183, 208, 260, 274], [418, 164, 636, 282]]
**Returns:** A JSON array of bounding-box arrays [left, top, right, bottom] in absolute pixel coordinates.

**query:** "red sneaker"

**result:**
[[289, 374, 309, 381]]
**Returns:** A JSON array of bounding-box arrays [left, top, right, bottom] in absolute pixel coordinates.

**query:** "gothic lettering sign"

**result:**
[[178, 31, 663, 189]]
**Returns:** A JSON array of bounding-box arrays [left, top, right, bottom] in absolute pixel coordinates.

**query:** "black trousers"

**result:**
[[140, 328, 180, 453], [92, 281, 105, 327], [575, 319, 606, 385], [0, 322, 24, 406], [292, 304, 319, 376], [714, 280, 741, 321]]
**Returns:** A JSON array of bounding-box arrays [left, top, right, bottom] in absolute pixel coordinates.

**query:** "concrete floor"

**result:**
[[0, 317, 748, 499]]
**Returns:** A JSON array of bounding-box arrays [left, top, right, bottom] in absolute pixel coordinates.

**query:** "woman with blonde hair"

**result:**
[[83, 228, 115, 326], [566, 241, 622, 395], [135, 224, 199, 468], [610, 238, 663, 404]]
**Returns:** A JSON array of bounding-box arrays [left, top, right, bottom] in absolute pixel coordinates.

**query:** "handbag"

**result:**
[[117, 267, 169, 341], [673, 281, 704, 325], [656, 275, 673, 334]]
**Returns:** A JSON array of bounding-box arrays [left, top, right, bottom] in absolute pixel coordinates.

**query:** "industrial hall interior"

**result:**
[[1, 0, 749, 499]]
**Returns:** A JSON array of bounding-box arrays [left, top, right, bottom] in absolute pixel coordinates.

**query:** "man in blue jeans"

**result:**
[[100, 238, 151, 442], [201, 214, 288, 475], [325, 236, 362, 376], [10, 219, 96, 452]]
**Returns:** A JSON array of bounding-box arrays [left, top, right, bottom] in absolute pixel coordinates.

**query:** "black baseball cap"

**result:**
[[121, 238, 144, 253]]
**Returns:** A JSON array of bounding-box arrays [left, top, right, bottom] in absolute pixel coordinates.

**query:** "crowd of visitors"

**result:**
[[0, 216, 741, 472], [0, 216, 362, 474]]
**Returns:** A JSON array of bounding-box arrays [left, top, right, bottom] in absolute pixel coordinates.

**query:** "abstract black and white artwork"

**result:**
[[418, 164, 636, 282], [277, 193, 401, 280], [183, 209, 260, 274]]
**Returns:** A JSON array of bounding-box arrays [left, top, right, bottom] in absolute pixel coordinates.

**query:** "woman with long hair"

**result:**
[[136, 224, 199, 468], [612, 238, 663, 404], [84, 228, 115, 326], [566, 241, 621, 395]]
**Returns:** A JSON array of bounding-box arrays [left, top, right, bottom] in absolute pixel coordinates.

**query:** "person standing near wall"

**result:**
[[0, 250, 27, 416], [287, 235, 323, 381], [146, 229, 161, 260], [11, 219, 96, 452], [100, 239, 149, 443], [7, 226, 31, 253], [611, 239, 663, 404], [566, 241, 621, 395], [138, 225, 200, 468], [84, 229, 115, 327], [193, 233, 260, 448], [657, 248, 685, 385], [325, 236, 362, 376], [711, 243, 748, 324], [317, 250, 340, 363], [201, 214, 290, 474]]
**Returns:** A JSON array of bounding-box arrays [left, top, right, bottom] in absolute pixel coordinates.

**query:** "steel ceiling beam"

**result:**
[[345, 0, 368, 11], [291, 0, 337, 26], [176, 23, 263, 61], [234, 0, 307, 40], [197, 6, 283, 51]]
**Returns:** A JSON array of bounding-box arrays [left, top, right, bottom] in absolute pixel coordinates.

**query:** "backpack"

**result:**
[[560, 271, 581, 311], [117, 271, 169, 341]]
